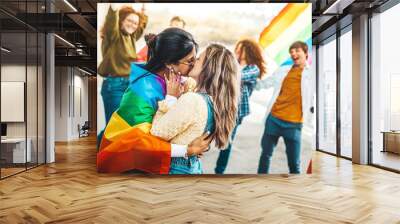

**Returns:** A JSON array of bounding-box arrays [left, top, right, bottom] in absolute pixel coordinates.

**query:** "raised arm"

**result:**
[[102, 4, 120, 43], [255, 68, 280, 90], [133, 5, 148, 41]]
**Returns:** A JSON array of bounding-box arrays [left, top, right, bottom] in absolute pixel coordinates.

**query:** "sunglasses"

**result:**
[[178, 57, 196, 67]]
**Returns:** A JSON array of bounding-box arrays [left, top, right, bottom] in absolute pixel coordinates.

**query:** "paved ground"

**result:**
[[97, 78, 314, 174], [202, 88, 314, 174]]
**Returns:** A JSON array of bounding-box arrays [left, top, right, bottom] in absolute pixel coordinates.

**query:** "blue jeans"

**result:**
[[169, 93, 215, 175], [169, 156, 203, 174], [101, 76, 130, 123], [214, 123, 240, 174], [98, 76, 130, 149], [258, 115, 302, 174]]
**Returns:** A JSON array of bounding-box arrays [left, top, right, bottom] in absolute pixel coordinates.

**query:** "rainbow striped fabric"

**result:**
[[97, 63, 172, 173], [259, 3, 312, 66]]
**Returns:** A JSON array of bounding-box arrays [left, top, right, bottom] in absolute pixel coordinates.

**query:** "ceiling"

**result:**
[[0, 0, 394, 74]]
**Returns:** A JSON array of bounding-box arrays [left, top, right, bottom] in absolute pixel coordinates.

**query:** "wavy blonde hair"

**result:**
[[196, 43, 240, 149]]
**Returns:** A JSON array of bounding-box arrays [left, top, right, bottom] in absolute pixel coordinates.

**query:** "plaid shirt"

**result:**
[[237, 65, 260, 123]]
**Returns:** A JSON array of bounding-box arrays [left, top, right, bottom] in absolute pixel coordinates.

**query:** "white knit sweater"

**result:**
[[150, 92, 208, 145]]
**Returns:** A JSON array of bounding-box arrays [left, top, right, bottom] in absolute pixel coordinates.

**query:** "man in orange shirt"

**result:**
[[256, 41, 315, 174]]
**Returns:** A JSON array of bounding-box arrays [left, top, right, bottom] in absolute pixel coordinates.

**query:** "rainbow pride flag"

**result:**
[[259, 3, 312, 66], [97, 64, 172, 173]]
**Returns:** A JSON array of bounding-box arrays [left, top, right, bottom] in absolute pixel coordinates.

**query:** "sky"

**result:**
[[97, 3, 287, 65]]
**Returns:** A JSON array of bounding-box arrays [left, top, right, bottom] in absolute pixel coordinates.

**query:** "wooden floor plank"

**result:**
[[0, 136, 399, 223]]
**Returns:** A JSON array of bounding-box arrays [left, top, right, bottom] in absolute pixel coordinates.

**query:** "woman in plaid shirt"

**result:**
[[215, 38, 266, 174]]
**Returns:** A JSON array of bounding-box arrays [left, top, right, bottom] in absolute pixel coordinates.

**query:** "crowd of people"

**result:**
[[97, 4, 315, 175]]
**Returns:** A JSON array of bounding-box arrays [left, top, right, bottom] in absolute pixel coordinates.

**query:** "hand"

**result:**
[[165, 68, 184, 98], [141, 3, 146, 14], [187, 132, 212, 156], [183, 77, 196, 93], [110, 3, 119, 11]]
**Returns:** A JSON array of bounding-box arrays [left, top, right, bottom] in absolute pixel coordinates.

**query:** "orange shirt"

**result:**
[[271, 66, 303, 123]]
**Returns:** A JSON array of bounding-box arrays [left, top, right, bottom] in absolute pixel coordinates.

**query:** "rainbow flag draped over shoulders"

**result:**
[[259, 3, 312, 67], [97, 63, 172, 174]]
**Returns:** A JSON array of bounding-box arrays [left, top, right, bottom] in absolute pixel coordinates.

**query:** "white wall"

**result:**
[[72, 71, 89, 138], [55, 67, 89, 141], [55, 66, 68, 141]]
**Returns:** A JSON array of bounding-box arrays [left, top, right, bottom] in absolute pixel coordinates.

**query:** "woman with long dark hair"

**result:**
[[97, 28, 211, 174]]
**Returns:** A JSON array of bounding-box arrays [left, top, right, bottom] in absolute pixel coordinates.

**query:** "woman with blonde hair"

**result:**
[[150, 43, 240, 174], [215, 38, 267, 174]]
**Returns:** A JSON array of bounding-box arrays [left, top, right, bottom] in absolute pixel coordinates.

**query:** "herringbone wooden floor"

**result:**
[[1, 136, 400, 224]]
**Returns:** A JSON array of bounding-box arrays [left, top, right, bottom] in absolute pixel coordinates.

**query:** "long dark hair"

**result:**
[[144, 28, 198, 74]]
